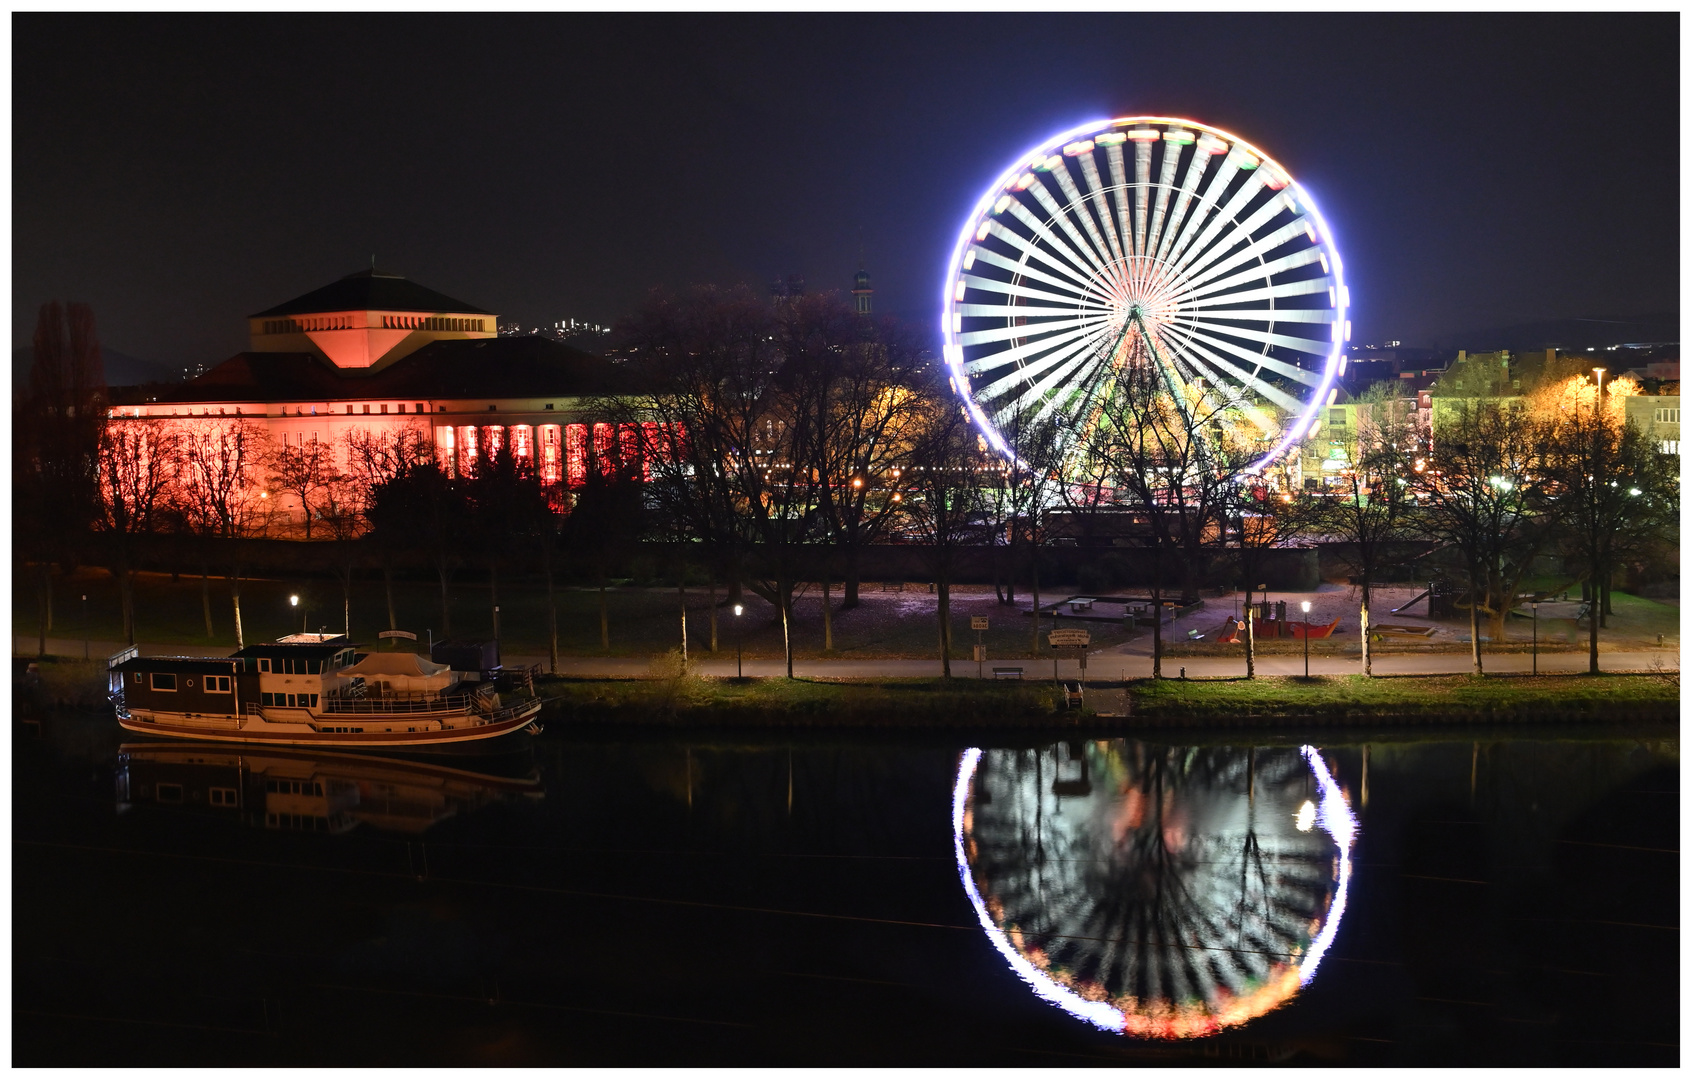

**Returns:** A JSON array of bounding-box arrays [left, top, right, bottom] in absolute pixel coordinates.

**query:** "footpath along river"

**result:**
[[13, 708, 1678, 1066]]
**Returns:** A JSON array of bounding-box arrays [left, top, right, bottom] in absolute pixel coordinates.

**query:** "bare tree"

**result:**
[[95, 419, 182, 644], [1411, 399, 1546, 674], [1295, 384, 1418, 676], [902, 395, 989, 678], [178, 418, 273, 647], [266, 433, 341, 540]]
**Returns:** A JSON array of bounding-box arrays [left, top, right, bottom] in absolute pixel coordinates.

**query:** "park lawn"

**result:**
[[1128, 673, 1679, 721], [539, 674, 1065, 726], [15, 569, 1131, 661]]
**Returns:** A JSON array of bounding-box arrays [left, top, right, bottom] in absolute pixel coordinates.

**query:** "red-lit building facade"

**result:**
[[108, 268, 653, 528]]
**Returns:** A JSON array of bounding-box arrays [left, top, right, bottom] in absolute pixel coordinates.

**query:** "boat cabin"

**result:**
[[230, 640, 358, 715], [110, 656, 252, 719]]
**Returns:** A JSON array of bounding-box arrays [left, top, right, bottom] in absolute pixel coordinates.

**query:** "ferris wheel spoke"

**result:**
[[1152, 139, 1223, 265], [1165, 164, 1272, 279], [990, 211, 1112, 298], [1186, 317, 1333, 361], [1183, 247, 1326, 303], [1192, 306, 1336, 324], [1180, 216, 1313, 297], [1131, 137, 1153, 256], [968, 244, 1100, 304], [1103, 143, 1136, 261], [962, 320, 1106, 376], [1177, 188, 1301, 285], [958, 310, 1112, 349], [956, 302, 1090, 320], [989, 336, 1114, 426], [959, 274, 1091, 309], [1160, 343, 1293, 431], [1048, 155, 1124, 282], [1163, 149, 1254, 272], [1175, 332, 1324, 404], [1077, 154, 1127, 265], [1142, 138, 1186, 265], [1025, 176, 1119, 288], [977, 326, 1113, 403]]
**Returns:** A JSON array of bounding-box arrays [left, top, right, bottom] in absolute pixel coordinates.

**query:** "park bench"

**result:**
[[1187, 628, 1206, 641], [992, 666, 1024, 680], [1068, 598, 1096, 613]]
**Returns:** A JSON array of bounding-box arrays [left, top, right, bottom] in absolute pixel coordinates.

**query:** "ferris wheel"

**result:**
[[941, 116, 1349, 473]]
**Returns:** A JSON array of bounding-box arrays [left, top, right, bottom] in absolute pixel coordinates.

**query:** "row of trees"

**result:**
[[17, 295, 1677, 680]]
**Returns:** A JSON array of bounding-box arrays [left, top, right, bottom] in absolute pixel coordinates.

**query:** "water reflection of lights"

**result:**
[[953, 742, 1356, 1039]]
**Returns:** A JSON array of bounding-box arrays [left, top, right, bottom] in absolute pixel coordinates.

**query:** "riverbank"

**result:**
[[535, 671, 1679, 728]]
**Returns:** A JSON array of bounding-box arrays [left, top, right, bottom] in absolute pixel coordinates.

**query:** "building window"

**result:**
[[1655, 408, 1680, 424], [380, 404, 388, 414], [258, 659, 271, 673], [150, 672, 177, 691], [363, 404, 370, 414], [545, 403, 555, 410], [1329, 409, 1346, 425], [417, 403, 426, 414], [396, 404, 405, 413], [1662, 440, 1679, 455]]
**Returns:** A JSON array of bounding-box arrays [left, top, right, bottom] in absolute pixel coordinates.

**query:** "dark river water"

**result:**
[[14, 713, 1678, 1066]]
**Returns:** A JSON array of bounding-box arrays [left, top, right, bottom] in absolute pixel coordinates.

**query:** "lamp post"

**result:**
[[81, 594, 89, 660], [290, 594, 302, 634], [1300, 600, 1311, 679], [1531, 600, 1539, 675], [733, 603, 744, 678]]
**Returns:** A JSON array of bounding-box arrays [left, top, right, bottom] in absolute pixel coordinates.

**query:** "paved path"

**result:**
[[20, 634, 1678, 681]]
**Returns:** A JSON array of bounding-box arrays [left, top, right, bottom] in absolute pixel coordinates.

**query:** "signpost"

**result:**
[[380, 629, 417, 650], [972, 616, 989, 678], [1047, 628, 1091, 684]]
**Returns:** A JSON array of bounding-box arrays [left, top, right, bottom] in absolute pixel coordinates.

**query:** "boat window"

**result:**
[[150, 673, 177, 691], [259, 659, 271, 673], [155, 783, 183, 804], [205, 676, 232, 693], [209, 787, 237, 806]]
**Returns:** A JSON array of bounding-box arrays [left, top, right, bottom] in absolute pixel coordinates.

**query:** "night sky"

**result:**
[[13, 13, 1679, 369]]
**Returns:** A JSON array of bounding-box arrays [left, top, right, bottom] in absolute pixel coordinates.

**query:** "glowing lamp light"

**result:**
[[852, 477, 863, 488], [962, 249, 977, 270], [733, 604, 743, 617], [1301, 601, 1312, 613], [1061, 139, 1095, 156], [1043, 154, 1063, 171], [290, 595, 299, 607], [992, 194, 1014, 215], [1014, 172, 1037, 190], [1629, 487, 1642, 496], [1294, 800, 1317, 832], [1162, 129, 1195, 145], [1093, 131, 1126, 146], [975, 220, 992, 241], [954, 279, 968, 301], [1125, 128, 1160, 141]]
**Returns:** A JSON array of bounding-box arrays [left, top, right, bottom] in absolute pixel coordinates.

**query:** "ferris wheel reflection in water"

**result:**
[[953, 741, 1356, 1039]]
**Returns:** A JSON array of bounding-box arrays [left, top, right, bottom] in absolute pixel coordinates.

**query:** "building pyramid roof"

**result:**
[[249, 268, 492, 319]]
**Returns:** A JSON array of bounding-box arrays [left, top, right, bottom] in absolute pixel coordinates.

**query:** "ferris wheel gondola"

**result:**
[[941, 117, 1349, 474]]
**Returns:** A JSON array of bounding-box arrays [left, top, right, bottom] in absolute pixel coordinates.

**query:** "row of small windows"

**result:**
[[1654, 408, 1679, 424], [254, 657, 326, 674], [265, 779, 324, 796], [141, 672, 232, 692], [1662, 440, 1679, 455], [263, 316, 490, 334], [261, 692, 320, 708]]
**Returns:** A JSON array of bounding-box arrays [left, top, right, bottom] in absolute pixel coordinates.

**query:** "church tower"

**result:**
[[852, 267, 873, 316]]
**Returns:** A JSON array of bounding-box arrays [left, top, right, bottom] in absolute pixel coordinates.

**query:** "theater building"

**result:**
[[109, 268, 654, 528]]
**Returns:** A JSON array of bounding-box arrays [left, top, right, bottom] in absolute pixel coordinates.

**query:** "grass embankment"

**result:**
[[538, 674, 1066, 728], [1127, 673, 1680, 724]]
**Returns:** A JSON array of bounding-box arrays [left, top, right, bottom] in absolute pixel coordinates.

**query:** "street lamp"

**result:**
[[1300, 600, 1311, 678], [290, 594, 305, 634], [1531, 600, 1539, 675], [733, 603, 744, 678], [81, 594, 89, 660]]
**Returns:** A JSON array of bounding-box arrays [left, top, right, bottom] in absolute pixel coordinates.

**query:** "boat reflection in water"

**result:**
[[954, 741, 1356, 1039], [116, 742, 544, 836]]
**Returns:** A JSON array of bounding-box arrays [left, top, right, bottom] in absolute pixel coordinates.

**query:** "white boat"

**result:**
[[109, 636, 543, 748]]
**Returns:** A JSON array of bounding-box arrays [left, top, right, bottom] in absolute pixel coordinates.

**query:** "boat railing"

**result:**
[[322, 695, 476, 715]]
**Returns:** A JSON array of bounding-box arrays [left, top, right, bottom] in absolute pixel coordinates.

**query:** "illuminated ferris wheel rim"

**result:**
[[939, 115, 1350, 475]]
